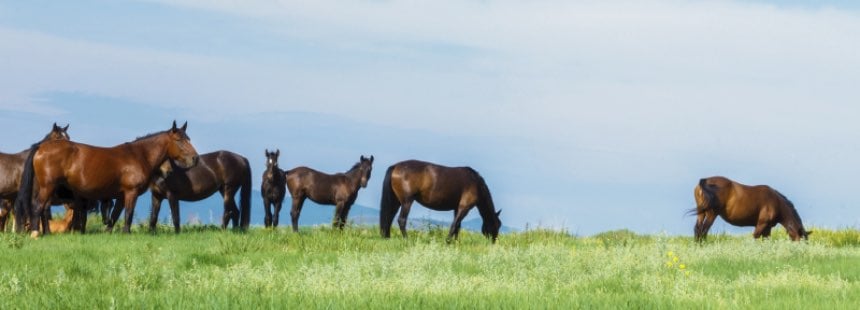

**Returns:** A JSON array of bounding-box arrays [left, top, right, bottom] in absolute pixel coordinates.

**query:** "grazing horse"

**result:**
[[261, 149, 286, 228], [693, 176, 811, 241], [380, 160, 502, 243], [147, 150, 252, 233], [0, 123, 70, 231], [18, 121, 199, 237], [285, 155, 374, 232]]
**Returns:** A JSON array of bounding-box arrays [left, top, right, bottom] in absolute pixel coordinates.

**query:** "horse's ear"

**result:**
[[496, 209, 502, 217], [369, 155, 374, 163], [53, 122, 59, 130], [62, 124, 69, 131], [265, 149, 269, 156], [171, 120, 178, 132], [180, 121, 188, 132], [360, 155, 366, 161], [275, 149, 280, 157]]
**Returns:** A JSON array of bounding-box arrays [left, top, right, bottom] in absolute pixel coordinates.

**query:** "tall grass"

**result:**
[[1, 223, 859, 309]]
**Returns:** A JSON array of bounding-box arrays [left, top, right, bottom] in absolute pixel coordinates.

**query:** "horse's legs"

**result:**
[[381, 200, 401, 238], [752, 219, 770, 239], [221, 188, 239, 229], [100, 199, 113, 226], [0, 200, 9, 231], [121, 192, 138, 234], [168, 196, 181, 234], [289, 196, 305, 233], [338, 203, 353, 230], [107, 199, 125, 232], [273, 199, 283, 228], [149, 194, 164, 233], [333, 201, 345, 229], [446, 206, 471, 243], [30, 186, 54, 237], [695, 211, 716, 242], [263, 198, 273, 228], [397, 200, 414, 238]]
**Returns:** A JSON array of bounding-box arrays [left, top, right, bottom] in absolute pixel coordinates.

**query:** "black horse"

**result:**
[[380, 160, 502, 243], [261, 149, 286, 228], [145, 150, 252, 233], [285, 155, 373, 232]]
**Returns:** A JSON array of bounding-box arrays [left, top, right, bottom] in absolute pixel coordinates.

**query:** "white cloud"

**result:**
[[3, 1, 860, 232]]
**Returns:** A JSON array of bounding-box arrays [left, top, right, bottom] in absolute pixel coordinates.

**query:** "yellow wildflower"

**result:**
[[667, 251, 674, 257], [679, 264, 686, 270], [673, 257, 679, 263]]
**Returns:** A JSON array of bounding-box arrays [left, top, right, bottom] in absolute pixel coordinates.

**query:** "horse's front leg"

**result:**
[[121, 191, 139, 234], [168, 195, 181, 234], [149, 194, 164, 233], [263, 197, 273, 228], [273, 199, 283, 228], [446, 206, 470, 243]]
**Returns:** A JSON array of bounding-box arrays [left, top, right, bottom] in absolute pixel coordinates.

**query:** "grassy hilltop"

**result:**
[[2, 224, 860, 309]]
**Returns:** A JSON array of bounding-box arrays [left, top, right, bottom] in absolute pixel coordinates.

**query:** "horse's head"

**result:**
[[45, 122, 70, 141], [265, 149, 280, 170], [358, 155, 374, 188], [482, 209, 502, 243], [165, 121, 199, 169]]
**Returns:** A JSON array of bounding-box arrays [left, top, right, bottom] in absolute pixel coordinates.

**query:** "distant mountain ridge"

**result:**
[[137, 190, 516, 233]]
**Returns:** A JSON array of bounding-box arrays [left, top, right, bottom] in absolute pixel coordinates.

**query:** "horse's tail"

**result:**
[[239, 156, 252, 231], [379, 165, 398, 238], [689, 178, 718, 216], [13, 142, 40, 233]]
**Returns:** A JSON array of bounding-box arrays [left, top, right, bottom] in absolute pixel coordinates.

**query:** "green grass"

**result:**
[[2, 223, 860, 309]]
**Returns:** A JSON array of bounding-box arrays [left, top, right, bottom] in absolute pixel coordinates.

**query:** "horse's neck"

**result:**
[[344, 166, 362, 188], [126, 136, 169, 172]]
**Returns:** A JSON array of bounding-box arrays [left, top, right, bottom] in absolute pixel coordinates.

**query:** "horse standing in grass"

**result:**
[[147, 150, 252, 233], [380, 160, 502, 243], [693, 176, 811, 242], [0, 123, 70, 231], [17, 121, 199, 237], [261, 149, 286, 228], [285, 155, 374, 232]]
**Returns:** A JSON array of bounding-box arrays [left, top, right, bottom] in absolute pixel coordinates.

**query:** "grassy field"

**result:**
[[2, 222, 860, 309]]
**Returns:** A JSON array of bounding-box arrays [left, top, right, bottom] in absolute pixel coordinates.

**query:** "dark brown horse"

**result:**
[[0, 123, 70, 231], [18, 121, 199, 237], [261, 149, 286, 228], [146, 150, 252, 233], [286, 155, 374, 232], [380, 160, 502, 243], [693, 176, 811, 241]]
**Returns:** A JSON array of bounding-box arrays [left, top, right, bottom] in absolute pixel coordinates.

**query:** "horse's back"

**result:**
[[389, 160, 479, 209]]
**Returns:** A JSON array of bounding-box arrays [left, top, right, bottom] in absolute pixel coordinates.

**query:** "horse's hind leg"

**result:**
[[0, 200, 9, 231], [107, 199, 125, 232], [221, 187, 239, 229], [397, 200, 414, 238], [289, 196, 305, 233]]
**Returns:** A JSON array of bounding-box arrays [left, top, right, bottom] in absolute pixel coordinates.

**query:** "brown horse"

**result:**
[[0, 123, 70, 231], [261, 149, 286, 228], [380, 160, 502, 243], [146, 150, 252, 233], [285, 155, 374, 232], [18, 121, 199, 237], [693, 176, 811, 241]]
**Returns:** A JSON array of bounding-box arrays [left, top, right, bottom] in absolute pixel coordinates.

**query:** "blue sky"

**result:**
[[2, 0, 859, 235]]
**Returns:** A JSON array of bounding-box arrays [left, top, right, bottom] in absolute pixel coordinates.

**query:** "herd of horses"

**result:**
[[0, 122, 811, 243]]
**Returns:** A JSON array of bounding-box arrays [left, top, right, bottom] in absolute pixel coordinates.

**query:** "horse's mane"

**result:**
[[465, 167, 497, 218], [133, 130, 169, 142], [774, 190, 805, 230]]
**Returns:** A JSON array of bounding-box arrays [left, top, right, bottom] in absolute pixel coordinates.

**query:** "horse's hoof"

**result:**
[[30, 231, 40, 239]]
